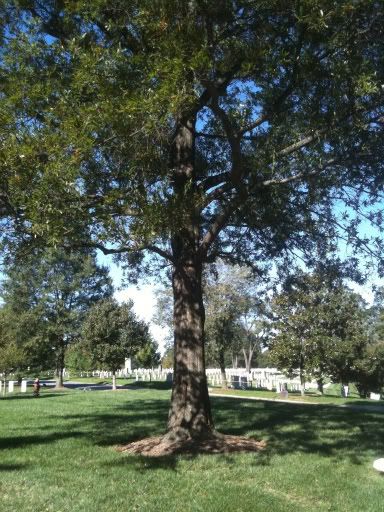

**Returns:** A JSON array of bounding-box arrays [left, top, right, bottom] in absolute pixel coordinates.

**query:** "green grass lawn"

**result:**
[[1, 387, 384, 512], [210, 386, 384, 407]]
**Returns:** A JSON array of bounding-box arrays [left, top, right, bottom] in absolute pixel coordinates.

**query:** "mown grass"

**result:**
[[210, 386, 384, 407], [1, 387, 384, 512]]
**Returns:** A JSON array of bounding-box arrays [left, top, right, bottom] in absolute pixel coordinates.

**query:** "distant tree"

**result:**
[[206, 262, 270, 377], [81, 298, 152, 389], [0, 307, 25, 394], [270, 272, 368, 395], [354, 289, 384, 397], [65, 342, 93, 374], [355, 341, 384, 397], [1, 248, 113, 387], [133, 339, 161, 369], [161, 344, 174, 370]]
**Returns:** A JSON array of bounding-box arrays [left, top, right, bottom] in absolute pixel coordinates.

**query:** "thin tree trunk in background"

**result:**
[[299, 345, 305, 396], [243, 346, 254, 373], [112, 371, 117, 390], [218, 349, 228, 389], [55, 340, 65, 388]]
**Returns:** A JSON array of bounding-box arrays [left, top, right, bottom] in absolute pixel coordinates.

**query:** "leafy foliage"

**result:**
[[0, 247, 112, 378], [0, 306, 25, 376], [269, 272, 369, 387], [1, 0, 383, 433], [81, 298, 152, 373], [0, 1, 382, 271]]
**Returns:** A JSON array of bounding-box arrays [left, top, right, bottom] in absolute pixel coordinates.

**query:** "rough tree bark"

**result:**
[[166, 119, 214, 440]]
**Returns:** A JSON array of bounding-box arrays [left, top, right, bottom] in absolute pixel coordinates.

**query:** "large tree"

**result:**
[[0, 1, 383, 441], [1, 248, 113, 386]]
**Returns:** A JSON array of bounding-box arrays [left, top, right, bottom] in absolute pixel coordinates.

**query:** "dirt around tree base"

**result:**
[[117, 433, 266, 457]]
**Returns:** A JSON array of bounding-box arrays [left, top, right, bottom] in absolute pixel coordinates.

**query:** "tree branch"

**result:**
[[75, 242, 174, 262]]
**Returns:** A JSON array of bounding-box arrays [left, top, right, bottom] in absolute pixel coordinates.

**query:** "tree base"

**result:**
[[116, 431, 266, 457]]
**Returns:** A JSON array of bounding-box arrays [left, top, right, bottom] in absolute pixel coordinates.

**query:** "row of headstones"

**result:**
[[207, 374, 302, 391], [91, 370, 173, 382], [132, 371, 173, 382], [0, 380, 28, 393]]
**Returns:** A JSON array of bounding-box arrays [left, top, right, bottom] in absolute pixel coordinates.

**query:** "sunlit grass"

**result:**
[[210, 385, 383, 407], [1, 387, 384, 512]]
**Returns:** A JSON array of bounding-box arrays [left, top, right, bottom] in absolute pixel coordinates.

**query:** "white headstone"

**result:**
[[21, 380, 27, 393], [373, 458, 384, 473], [8, 381, 14, 393]]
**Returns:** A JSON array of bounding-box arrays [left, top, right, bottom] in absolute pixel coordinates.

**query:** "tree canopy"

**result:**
[[269, 271, 369, 393], [81, 298, 152, 389], [0, 1, 383, 441], [0, 247, 112, 385]]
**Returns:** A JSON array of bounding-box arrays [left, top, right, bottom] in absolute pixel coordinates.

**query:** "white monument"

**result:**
[[373, 459, 384, 473]]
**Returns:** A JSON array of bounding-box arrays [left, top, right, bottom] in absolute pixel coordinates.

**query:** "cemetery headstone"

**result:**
[[232, 375, 240, 389], [240, 376, 248, 390]]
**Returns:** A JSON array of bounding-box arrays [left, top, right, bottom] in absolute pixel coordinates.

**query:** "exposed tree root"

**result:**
[[117, 432, 266, 457]]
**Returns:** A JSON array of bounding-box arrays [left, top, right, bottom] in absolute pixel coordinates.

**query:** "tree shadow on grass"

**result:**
[[212, 397, 384, 467], [39, 395, 384, 471], [0, 392, 68, 400], [0, 431, 84, 451], [4, 391, 383, 472], [47, 398, 170, 447], [124, 381, 173, 391], [0, 463, 29, 471]]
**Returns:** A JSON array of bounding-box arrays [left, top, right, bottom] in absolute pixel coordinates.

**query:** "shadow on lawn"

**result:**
[[3, 392, 384, 472], [61, 395, 384, 471], [0, 463, 29, 471], [0, 392, 67, 401], [124, 381, 173, 391], [213, 397, 384, 466], [0, 431, 84, 451]]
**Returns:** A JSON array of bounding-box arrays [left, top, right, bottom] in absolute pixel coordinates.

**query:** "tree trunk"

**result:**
[[167, 118, 214, 440], [167, 259, 213, 439], [232, 353, 238, 369], [112, 371, 117, 391], [56, 367, 64, 388], [55, 340, 65, 388], [218, 349, 228, 389], [243, 346, 253, 373], [317, 377, 324, 395], [299, 348, 305, 396]]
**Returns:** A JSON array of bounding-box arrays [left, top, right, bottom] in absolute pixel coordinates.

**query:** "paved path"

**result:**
[[27, 380, 131, 391], [209, 392, 384, 414]]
